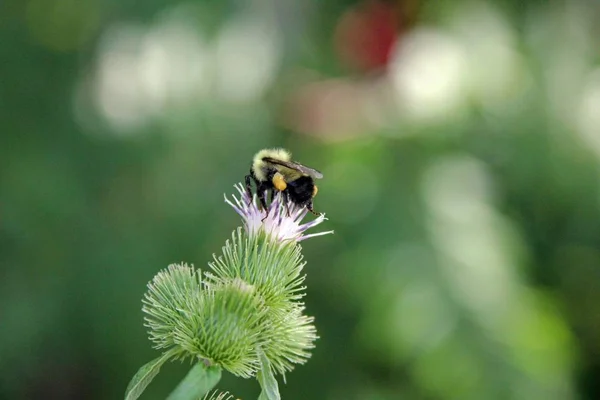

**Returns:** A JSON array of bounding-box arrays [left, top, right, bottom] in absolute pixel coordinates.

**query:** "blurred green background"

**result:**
[[2, 0, 600, 399]]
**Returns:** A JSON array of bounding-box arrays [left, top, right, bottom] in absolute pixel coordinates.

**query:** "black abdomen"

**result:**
[[286, 176, 314, 207]]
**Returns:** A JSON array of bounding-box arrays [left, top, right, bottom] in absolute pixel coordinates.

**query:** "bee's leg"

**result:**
[[281, 191, 290, 217], [257, 184, 270, 221], [257, 187, 269, 211], [270, 188, 275, 204], [245, 170, 255, 205], [306, 200, 322, 216]]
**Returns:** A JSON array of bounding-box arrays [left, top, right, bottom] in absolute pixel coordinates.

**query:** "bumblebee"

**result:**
[[245, 148, 323, 216]]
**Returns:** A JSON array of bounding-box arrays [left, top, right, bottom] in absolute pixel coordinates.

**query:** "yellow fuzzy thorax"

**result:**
[[252, 148, 292, 182]]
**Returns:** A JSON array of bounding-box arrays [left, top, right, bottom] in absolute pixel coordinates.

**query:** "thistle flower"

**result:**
[[127, 182, 332, 400], [225, 183, 334, 242], [210, 183, 330, 375]]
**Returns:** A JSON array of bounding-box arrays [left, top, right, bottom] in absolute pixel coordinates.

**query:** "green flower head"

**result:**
[[143, 264, 267, 377]]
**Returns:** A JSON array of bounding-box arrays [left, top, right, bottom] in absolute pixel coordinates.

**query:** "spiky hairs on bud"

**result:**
[[205, 229, 318, 375], [202, 390, 239, 400], [142, 264, 267, 378], [142, 263, 203, 353], [206, 228, 307, 310], [262, 305, 318, 375], [186, 280, 266, 377]]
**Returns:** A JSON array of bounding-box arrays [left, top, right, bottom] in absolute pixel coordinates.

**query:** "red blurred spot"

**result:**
[[334, 1, 400, 73]]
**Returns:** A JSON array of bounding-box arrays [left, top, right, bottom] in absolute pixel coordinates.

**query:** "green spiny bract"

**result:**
[[185, 279, 267, 377], [205, 229, 318, 375], [142, 263, 203, 352], [143, 263, 267, 378], [202, 390, 238, 400], [206, 228, 307, 310], [262, 304, 318, 375]]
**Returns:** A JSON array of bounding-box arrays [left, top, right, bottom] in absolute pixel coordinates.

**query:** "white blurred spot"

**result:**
[[93, 10, 208, 133], [526, 1, 594, 126], [388, 4, 530, 128], [94, 24, 151, 133], [139, 20, 208, 105], [422, 156, 494, 221], [390, 28, 468, 123], [576, 69, 600, 158], [214, 13, 281, 103], [421, 155, 518, 326], [449, 2, 528, 110]]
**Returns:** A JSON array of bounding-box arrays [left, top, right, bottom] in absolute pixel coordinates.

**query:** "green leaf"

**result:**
[[125, 349, 177, 400], [167, 362, 222, 400], [257, 350, 280, 400]]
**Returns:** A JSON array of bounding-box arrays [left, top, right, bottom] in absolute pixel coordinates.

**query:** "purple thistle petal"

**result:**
[[298, 230, 335, 242], [224, 183, 333, 243], [224, 194, 245, 217]]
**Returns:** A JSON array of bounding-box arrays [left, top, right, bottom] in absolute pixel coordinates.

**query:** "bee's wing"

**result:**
[[263, 157, 324, 179]]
